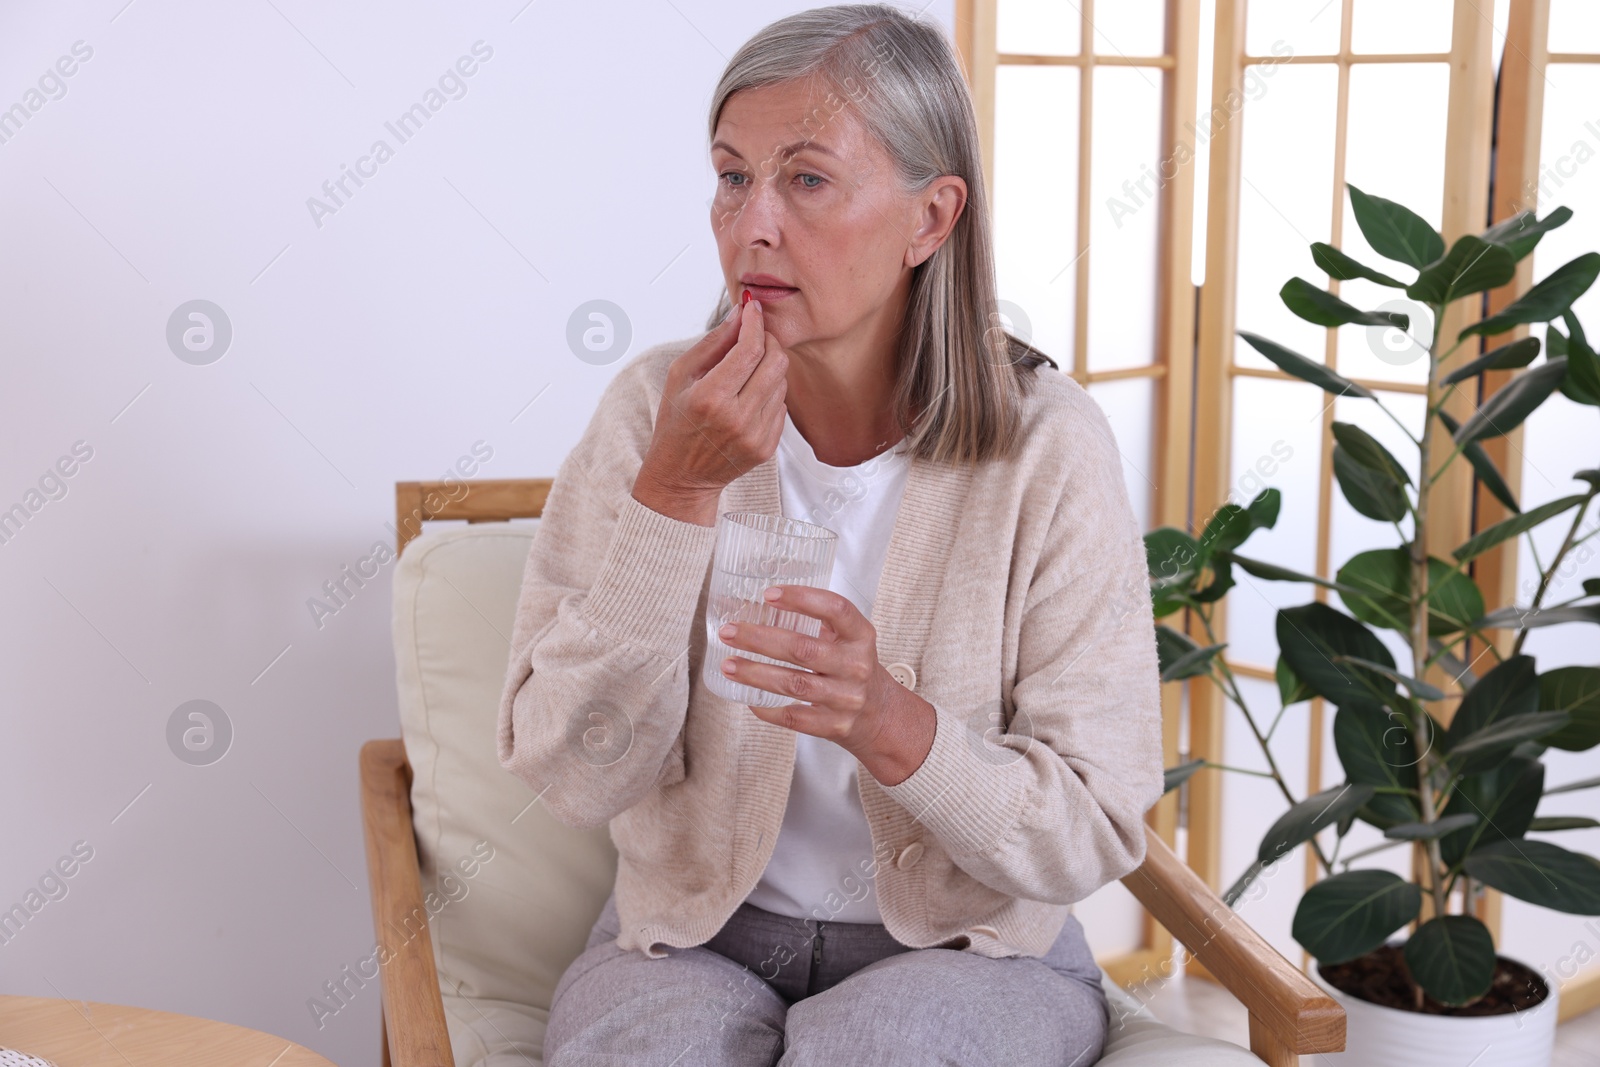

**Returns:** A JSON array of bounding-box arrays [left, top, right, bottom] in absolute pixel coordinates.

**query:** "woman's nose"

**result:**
[[726, 178, 783, 245]]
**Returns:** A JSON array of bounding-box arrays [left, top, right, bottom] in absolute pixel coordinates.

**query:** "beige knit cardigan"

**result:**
[[497, 335, 1165, 960]]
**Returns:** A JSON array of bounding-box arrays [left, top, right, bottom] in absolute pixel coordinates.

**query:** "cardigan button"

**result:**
[[886, 662, 917, 690], [895, 841, 924, 869]]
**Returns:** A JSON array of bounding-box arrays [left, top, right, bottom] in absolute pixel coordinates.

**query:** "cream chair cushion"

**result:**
[[392, 521, 1260, 1066]]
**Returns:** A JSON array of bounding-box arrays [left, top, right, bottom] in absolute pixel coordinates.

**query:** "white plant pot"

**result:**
[[1309, 955, 1559, 1067]]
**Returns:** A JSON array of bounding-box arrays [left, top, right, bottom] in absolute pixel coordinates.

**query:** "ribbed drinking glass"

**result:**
[[703, 511, 838, 708]]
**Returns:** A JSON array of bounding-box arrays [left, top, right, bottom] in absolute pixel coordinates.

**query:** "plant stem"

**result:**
[[1203, 761, 1278, 779], [1197, 610, 1335, 875], [1411, 302, 1450, 923], [1339, 836, 1410, 868], [1512, 493, 1598, 656]]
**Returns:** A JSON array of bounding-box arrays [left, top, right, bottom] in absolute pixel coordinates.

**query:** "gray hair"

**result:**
[[704, 2, 1057, 466]]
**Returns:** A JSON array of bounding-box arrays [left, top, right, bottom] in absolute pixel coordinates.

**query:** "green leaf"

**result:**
[[1481, 205, 1572, 261], [1446, 711, 1571, 775], [1529, 816, 1600, 832], [1436, 410, 1520, 513], [1293, 869, 1422, 965], [1277, 603, 1397, 706], [1441, 756, 1543, 866], [1442, 337, 1542, 385], [1406, 235, 1517, 304], [1335, 549, 1485, 636], [1331, 422, 1412, 486], [1405, 915, 1498, 1007], [1539, 666, 1600, 751], [1461, 252, 1600, 340], [1146, 527, 1201, 617], [1258, 782, 1377, 866], [1281, 277, 1410, 328], [1451, 358, 1569, 445], [1586, 578, 1600, 597], [1334, 655, 1446, 701], [1334, 701, 1421, 829], [1197, 490, 1281, 561], [1384, 813, 1480, 840], [1163, 757, 1206, 794], [1547, 774, 1600, 796], [1452, 493, 1588, 562], [1334, 444, 1410, 521], [1347, 184, 1445, 270], [1191, 554, 1236, 604], [1464, 838, 1600, 914], [1247, 487, 1282, 529], [1445, 655, 1538, 746], [1227, 551, 1369, 597], [1155, 625, 1225, 682], [1474, 603, 1600, 630], [1312, 242, 1407, 287], [1239, 331, 1377, 399], [1558, 312, 1600, 407], [1277, 656, 1314, 707]]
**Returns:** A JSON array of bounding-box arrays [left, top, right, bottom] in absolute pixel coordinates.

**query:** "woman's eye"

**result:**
[[797, 173, 823, 189], [718, 171, 747, 188]]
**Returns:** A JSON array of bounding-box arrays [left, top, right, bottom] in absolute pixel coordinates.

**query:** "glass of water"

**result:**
[[703, 511, 838, 707]]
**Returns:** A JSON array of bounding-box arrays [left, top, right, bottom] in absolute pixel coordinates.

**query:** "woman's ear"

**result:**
[[906, 175, 968, 268]]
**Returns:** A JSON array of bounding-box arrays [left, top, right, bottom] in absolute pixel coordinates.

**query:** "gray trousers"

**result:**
[[544, 890, 1109, 1066]]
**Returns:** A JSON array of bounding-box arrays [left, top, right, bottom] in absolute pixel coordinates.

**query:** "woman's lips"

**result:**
[[744, 284, 798, 302]]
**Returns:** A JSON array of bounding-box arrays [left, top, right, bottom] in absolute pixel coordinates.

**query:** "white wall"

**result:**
[[0, 2, 948, 1063]]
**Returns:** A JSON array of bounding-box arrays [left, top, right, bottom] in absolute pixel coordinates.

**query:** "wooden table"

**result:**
[[0, 996, 336, 1066]]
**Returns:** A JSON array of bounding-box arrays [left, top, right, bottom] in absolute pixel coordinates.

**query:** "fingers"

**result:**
[[677, 301, 746, 382], [723, 622, 835, 675], [729, 660, 852, 722], [701, 298, 768, 394], [766, 586, 866, 641], [739, 327, 789, 407]]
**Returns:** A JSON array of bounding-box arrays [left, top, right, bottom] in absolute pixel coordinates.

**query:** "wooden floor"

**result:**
[[1139, 973, 1600, 1065]]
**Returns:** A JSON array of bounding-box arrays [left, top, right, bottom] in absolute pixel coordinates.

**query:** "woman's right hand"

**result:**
[[632, 295, 789, 526]]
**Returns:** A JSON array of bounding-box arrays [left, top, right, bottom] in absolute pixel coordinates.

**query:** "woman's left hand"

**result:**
[[717, 585, 935, 782]]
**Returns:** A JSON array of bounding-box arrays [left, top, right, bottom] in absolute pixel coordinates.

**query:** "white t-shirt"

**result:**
[[742, 408, 913, 924]]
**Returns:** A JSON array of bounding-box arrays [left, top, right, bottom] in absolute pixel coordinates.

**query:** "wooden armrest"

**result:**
[[1120, 825, 1345, 1065], [360, 739, 456, 1067]]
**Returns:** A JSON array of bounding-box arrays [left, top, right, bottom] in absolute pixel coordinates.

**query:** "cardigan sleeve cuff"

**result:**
[[877, 700, 1030, 858], [577, 492, 719, 659]]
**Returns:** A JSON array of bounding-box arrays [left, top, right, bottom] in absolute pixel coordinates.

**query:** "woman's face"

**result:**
[[709, 79, 965, 351]]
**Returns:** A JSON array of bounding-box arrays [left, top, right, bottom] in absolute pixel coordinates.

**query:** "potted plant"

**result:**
[[1147, 184, 1600, 1066]]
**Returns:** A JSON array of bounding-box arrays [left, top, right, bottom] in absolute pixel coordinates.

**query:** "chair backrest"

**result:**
[[392, 479, 617, 1059]]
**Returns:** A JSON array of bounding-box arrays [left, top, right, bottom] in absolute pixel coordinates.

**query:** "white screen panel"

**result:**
[[1224, 376, 1327, 669], [1549, 0, 1600, 53], [994, 65, 1080, 371], [996, 0, 1081, 56], [1351, 0, 1454, 54], [1234, 64, 1339, 372], [1089, 65, 1164, 371], [1246, 0, 1341, 57], [1093, 0, 1167, 58], [1087, 376, 1156, 532], [1221, 674, 1313, 963], [1336, 63, 1450, 387]]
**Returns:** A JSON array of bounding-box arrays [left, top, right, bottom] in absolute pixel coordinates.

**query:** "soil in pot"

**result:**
[[1319, 945, 1550, 1016]]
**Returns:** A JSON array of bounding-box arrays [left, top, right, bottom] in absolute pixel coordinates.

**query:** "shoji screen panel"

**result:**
[[1192, 0, 1492, 970], [1492, 0, 1600, 1022], [957, 0, 1200, 987]]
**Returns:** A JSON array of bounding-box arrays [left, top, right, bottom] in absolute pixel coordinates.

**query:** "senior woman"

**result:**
[[496, 5, 1164, 1065]]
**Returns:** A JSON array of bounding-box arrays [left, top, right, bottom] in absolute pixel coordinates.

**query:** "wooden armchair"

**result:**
[[361, 478, 1345, 1066]]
